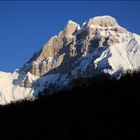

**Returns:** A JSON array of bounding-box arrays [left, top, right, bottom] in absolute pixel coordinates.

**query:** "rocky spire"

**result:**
[[64, 20, 80, 36]]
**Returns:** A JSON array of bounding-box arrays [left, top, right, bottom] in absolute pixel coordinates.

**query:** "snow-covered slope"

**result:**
[[0, 15, 140, 105], [0, 71, 33, 104]]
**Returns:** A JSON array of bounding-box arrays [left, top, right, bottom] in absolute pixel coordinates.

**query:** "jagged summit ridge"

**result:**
[[0, 15, 140, 105], [88, 16, 118, 27]]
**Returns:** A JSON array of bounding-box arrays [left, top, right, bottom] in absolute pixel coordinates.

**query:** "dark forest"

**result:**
[[0, 71, 140, 140]]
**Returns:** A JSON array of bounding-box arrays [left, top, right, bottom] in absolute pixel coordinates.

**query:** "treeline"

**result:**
[[0, 71, 140, 139]]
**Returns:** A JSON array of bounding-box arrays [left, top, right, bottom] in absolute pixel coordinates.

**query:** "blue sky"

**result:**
[[0, 1, 140, 72]]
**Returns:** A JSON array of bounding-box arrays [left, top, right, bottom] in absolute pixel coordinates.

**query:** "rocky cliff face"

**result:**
[[0, 15, 140, 104]]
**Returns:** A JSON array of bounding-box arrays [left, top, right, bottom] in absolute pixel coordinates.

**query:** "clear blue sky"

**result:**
[[0, 1, 140, 72]]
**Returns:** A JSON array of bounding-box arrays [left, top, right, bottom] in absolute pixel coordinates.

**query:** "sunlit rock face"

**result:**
[[89, 16, 118, 27], [0, 15, 140, 105], [64, 20, 80, 36]]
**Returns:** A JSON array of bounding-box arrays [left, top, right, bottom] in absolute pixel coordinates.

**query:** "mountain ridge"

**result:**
[[0, 15, 140, 104]]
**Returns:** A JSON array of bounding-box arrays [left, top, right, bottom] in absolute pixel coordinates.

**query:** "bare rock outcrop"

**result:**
[[64, 20, 80, 36]]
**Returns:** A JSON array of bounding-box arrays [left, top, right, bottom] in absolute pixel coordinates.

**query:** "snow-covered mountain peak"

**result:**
[[87, 15, 119, 28], [0, 15, 140, 104]]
